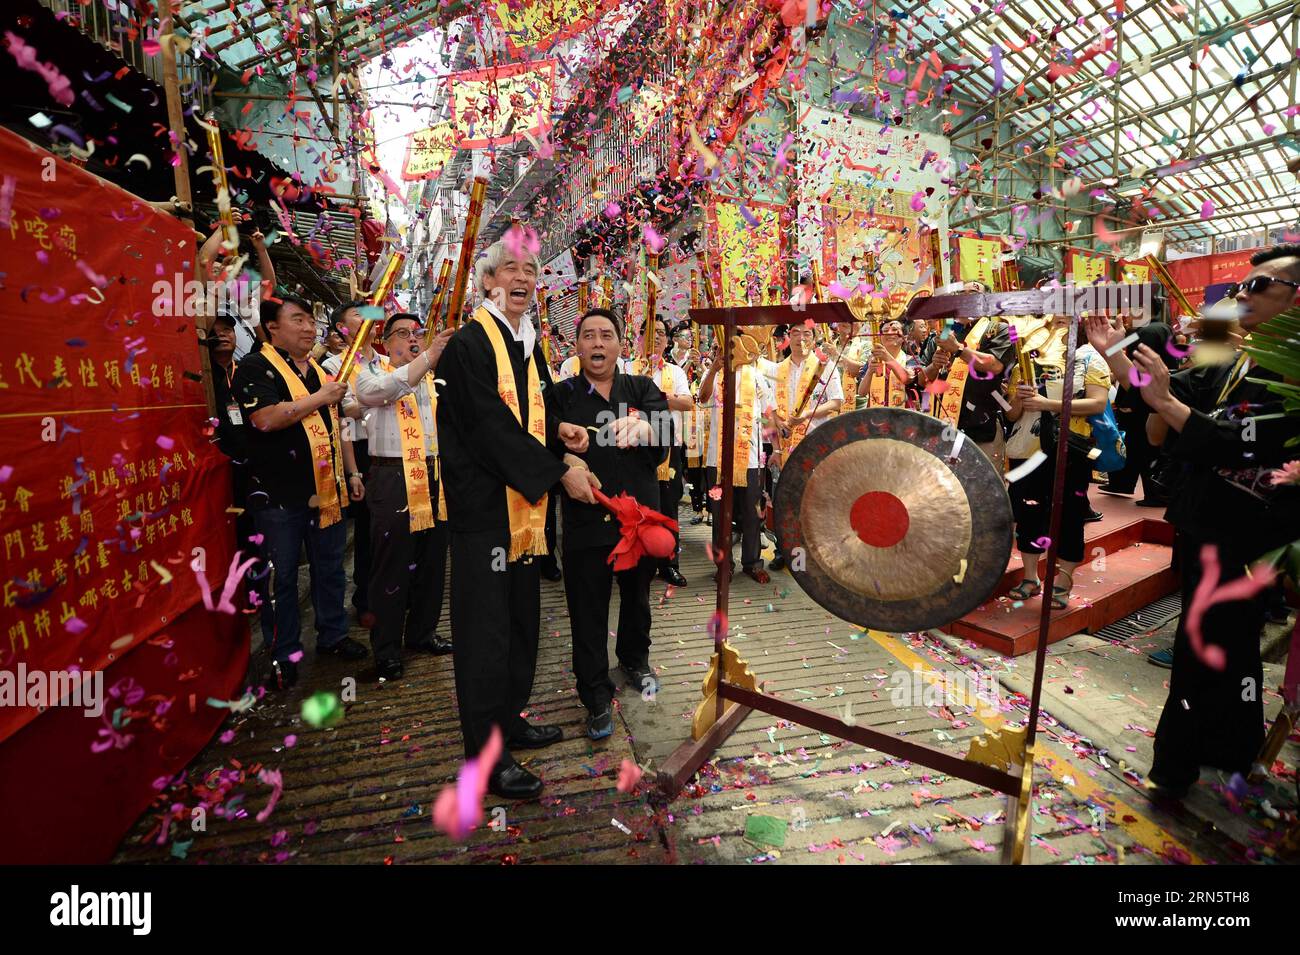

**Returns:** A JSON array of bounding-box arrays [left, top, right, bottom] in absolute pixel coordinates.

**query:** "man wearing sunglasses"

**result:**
[[354, 314, 455, 681], [1094, 243, 1300, 799]]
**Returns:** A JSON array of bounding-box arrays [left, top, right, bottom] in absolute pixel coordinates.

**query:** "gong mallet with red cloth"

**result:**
[[590, 487, 678, 572]]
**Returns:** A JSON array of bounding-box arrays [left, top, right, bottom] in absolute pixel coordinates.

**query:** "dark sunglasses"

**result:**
[[1224, 276, 1300, 298]]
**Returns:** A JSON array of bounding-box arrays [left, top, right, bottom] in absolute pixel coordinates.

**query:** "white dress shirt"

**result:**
[[321, 351, 371, 441], [482, 298, 537, 357], [781, 354, 844, 433], [353, 355, 437, 459], [702, 366, 775, 470], [632, 358, 692, 443]]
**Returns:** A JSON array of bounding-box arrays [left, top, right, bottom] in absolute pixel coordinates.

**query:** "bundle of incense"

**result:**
[[336, 251, 405, 382], [444, 177, 488, 330], [642, 252, 660, 362], [200, 115, 240, 268], [422, 258, 453, 344]]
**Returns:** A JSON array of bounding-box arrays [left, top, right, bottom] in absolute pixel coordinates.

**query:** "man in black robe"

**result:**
[[1111, 244, 1300, 796], [553, 308, 671, 739], [436, 239, 598, 800]]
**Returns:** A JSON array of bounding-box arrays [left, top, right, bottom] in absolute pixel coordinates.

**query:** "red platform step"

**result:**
[[945, 493, 1179, 657]]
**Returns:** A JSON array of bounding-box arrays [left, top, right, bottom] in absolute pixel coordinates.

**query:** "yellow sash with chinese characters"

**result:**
[[936, 317, 992, 427], [775, 355, 821, 462], [867, 347, 909, 408], [372, 354, 445, 531], [684, 394, 702, 468], [633, 358, 676, 482], [691, 376, 709, 468], [716, 364, 756, 487], [473, 307, 548, 560], [260, 343, 345, 527], [841, 359, 858, 413]]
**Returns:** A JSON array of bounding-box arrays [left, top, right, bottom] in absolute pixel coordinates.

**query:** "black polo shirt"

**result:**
[[230, 345, 340, 510], [552, 370, 669, 552]]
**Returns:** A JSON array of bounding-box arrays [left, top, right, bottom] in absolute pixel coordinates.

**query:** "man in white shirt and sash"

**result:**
[[354, 313, 455, 682], [697, 339, 777, 584]]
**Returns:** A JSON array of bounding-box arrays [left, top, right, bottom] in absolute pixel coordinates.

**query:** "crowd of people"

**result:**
[[204, 230, 1300, 803]]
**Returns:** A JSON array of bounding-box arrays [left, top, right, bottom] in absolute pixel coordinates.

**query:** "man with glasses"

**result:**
[[862, 319, 912, 409], [1091, 244, 1300, 798], [354, 314, 455, 681]]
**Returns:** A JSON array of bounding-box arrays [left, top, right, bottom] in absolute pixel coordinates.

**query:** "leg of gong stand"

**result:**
[[1002, 746, 1035, 865]]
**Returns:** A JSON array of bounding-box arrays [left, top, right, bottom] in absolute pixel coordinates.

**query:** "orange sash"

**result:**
[[260, 344, 345, 527], [473, 307, 548, 560]]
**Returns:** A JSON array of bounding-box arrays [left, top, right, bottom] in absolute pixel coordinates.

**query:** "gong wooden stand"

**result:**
[[656, 292, 1089, 865]]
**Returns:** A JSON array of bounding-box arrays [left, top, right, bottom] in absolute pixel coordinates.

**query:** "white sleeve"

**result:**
[[354, 359, 416, 407], [822, 364, 844, 401]]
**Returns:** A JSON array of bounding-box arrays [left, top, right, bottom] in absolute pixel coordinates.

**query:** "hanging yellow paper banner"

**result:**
[[956, 234, 1003, 289], [709, 198, 783, 306], [401, 122, 457, 181]]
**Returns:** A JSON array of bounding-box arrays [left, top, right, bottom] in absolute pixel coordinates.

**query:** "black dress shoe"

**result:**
[[318, 636, 369, 660], [488, 763, 543, 800], [768, 553, 786, 571], [264, 659, 298, 691], [587, 708, 614, 740], [1085, 509, 1104, 523], [406, 633, 454, 654], [377, 658, 404, 682], [508, 723, 563, 749], [624, 664, 659, 696], [661, 566, 688, 587], [538, 556, 563, 581]]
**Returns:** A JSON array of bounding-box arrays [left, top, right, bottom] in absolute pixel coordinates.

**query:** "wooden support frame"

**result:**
[[657, 293, 1084, 864]]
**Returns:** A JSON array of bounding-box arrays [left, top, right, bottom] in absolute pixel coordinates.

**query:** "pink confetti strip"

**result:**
[[1185, 544, 1276, 672]]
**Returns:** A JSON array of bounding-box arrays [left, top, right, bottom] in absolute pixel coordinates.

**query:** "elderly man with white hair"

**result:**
[[436, 236, 600, 800]]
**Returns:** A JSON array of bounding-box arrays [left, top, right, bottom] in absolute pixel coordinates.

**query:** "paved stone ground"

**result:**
[[114, 504, 1297, 865]]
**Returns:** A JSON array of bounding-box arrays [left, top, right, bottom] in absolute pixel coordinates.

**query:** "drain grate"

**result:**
[[1093, 593, 1183, 643]]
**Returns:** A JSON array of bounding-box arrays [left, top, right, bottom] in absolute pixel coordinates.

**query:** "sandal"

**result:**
[[1049, 571, 1073, 610], [1007, 580, 1042, 600]]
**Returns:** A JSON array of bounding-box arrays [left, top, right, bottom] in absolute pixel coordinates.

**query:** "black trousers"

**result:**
[[706, 466, 764, 568], [686, 462, 707, 512], [450, 527, 541, 769], [1152, 536, 1266, 789], [366, 462, 447, 665], [349, 439, 373, 612], [658, 445, 684, 571], [563, 545, 654, 711], [1104, 406, 1158, 498], [1014, 446, 1092, 565]]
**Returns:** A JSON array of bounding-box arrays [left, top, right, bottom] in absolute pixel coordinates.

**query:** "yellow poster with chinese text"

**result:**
[[709, 199, 783, 306]]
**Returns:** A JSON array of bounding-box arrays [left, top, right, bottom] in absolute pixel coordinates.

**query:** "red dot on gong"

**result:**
[[849, 491, 909, 548]]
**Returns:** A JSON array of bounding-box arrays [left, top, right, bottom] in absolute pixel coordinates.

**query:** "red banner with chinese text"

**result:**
[[1164, 250, 1256, 318], [0, 129, 236, 743]]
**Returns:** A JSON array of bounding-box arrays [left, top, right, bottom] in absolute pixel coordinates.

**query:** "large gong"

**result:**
[[773, 408, 1013, 632]]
